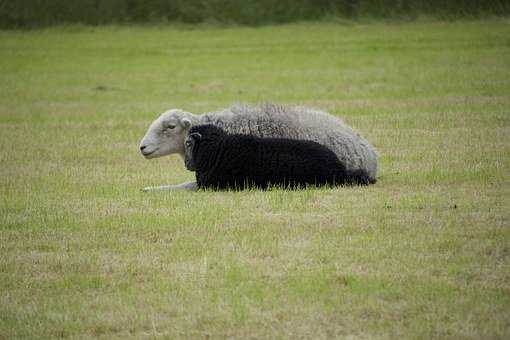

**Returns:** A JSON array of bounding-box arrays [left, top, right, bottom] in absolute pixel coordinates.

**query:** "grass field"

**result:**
[[1, 20, 509, 338]]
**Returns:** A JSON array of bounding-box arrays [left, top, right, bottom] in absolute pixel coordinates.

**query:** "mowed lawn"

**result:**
[[1, 20, 509, 338]]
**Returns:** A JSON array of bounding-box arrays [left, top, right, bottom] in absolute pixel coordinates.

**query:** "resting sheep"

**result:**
[[184, 124, 373, 190], [139, 103, 378, 191]]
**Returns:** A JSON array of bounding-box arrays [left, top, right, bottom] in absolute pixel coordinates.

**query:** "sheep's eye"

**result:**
[[165, 124, 176, 130]]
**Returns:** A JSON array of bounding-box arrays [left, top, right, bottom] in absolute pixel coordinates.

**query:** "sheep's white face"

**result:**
[[139, 109, 193, 159]]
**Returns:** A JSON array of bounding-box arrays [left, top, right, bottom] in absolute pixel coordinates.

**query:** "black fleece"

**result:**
[[186, 124, 373, 190]]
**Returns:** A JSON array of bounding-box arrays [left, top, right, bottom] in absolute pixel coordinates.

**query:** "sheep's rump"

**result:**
[[200, 103, 378, 182], [190, 125, 373, 190]]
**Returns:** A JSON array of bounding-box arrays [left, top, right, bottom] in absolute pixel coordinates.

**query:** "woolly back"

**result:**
[[200, 103, 378, 180]]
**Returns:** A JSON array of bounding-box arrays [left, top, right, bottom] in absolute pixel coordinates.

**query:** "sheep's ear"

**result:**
[[190, 132, 202, 140], [180, 117, 192, 130]]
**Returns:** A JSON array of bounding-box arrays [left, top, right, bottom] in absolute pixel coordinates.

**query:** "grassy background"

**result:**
[[1, 20, 509, 338]]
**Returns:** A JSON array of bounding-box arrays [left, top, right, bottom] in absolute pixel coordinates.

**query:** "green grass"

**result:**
[[1, 20, 509, 338]]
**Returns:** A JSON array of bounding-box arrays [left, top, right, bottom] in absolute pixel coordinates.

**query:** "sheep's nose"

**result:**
[[140, 145, 147, 152]]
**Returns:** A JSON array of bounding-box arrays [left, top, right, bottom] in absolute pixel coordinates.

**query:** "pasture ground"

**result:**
[[1, 20, 509, 338]]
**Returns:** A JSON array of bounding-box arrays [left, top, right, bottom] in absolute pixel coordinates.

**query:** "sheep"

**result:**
[[184, 124, 373, 190], [139, 103, 377, 191]]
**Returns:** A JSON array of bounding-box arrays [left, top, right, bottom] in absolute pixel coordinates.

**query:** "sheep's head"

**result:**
[[184, 125, 226, 172], [184, 131, 201, 171], [139, 109, 194, 159]]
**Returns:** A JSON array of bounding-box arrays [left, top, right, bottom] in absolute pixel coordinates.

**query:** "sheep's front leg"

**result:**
[[141, 181, 198, 192]]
